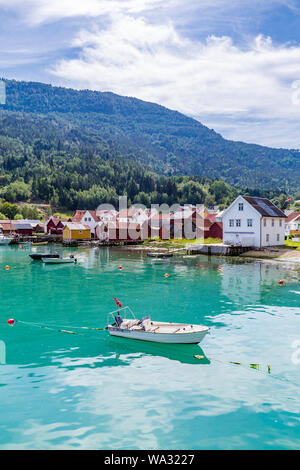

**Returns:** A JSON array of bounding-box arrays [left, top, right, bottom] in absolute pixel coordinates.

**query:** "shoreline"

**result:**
[[17, 236, 300, 264]]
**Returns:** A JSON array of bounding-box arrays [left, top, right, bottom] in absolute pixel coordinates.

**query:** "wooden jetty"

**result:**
[[186, 244, 252, 256]]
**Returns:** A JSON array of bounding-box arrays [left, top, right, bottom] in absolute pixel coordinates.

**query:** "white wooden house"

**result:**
[[285, 212, 300, 238], [71, 210, 101, 238], [222, 195, 286, 248]]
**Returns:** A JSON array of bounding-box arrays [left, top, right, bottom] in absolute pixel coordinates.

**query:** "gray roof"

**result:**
[[243, 196, 286, 218], [14, 223, 33, 229]]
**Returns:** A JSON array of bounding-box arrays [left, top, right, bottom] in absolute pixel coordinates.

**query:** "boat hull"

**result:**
[[0, 238, 13, 245], [108, 327, 209, 344], [42, 258, 75, 264], [29, 253, 60, 260]]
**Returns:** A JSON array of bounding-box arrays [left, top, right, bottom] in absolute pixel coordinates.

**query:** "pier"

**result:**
[[186, 243, 252, 256]]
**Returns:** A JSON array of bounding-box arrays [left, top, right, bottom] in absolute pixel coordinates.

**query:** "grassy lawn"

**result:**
[[143, 237, 222, 250], [285, 239, 300, 250]]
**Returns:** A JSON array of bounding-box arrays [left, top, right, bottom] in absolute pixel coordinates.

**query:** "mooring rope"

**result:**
[[5, 319, 300, 387], [13, 320, 107, 341]]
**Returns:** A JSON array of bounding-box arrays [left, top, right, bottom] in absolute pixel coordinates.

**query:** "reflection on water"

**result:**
[[108, 337, 210, 366]]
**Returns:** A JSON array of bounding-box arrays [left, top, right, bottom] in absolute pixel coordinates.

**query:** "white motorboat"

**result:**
[[151, 258, 168, 264], [42, 255, 77, 264], [107, 306, 210, 344], [0, 230, 13, 245]]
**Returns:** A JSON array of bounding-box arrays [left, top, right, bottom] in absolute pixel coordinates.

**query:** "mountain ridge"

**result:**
[[0, 78, 299, 192]]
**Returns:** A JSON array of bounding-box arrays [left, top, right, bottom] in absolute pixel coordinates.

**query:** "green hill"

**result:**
[[0, 78, 298, 210]]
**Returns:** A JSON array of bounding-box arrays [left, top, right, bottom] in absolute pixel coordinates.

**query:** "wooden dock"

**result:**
[[186, 244, 252, 256]]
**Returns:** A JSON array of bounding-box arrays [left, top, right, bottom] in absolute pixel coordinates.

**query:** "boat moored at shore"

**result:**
[[0, 229, 13, 245], [29, 252, 60, 260], [42, 255, 77, 264]]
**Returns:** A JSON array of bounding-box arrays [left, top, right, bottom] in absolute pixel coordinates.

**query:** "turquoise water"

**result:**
[[0, 245, 299, 450]]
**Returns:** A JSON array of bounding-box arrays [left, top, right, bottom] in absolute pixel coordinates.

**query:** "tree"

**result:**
[[0, 202, 19, 220], [204, 194, 216, 208]]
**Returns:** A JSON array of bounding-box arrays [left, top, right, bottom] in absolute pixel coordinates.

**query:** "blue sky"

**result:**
[[1, 0, 300, 148]]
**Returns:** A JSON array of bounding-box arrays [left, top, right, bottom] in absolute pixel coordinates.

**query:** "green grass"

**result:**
[[285, 239, 300, 250], [143, 237, 222, 250]]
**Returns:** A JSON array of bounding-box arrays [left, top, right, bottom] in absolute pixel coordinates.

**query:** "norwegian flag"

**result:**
[[113, 297, 123, 308]]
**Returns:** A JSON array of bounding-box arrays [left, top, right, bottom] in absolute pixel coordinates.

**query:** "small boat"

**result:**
[[32, 241, 48, 246], [42, 255, 77, 264], [0, 229, 13, 245], [29, 252, 60, 260], [107, 306, 210, 344], [151, 258, 168, 264], [147, 252, 173, 258]]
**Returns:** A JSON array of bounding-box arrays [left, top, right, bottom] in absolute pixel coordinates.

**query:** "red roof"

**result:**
[[286, 211, 300, 223], [86, 210, 101, 222], [0, 223, 15, 231], [205, 213, 217, 222], [117, 209, 139, 218], [71, 210, 86, 222]]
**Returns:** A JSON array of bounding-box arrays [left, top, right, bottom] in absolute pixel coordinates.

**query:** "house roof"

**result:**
[[0, 223, 15, 231], [84, 210, 101, 222], [117, 208, 140, 218], [243, 196, 286, 218], [105, 221, 142, 229], [22, 219, 41, 226], [205, 213, 217, 222], [71, 210, 86, 222], [64, 222, 90, 231], [45, 216, 68, 226], [286, 211, 300, 223], [14, 223, 33, 230]]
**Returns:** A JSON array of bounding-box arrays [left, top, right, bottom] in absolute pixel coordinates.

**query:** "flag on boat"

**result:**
[[113, 297, 123, 307]]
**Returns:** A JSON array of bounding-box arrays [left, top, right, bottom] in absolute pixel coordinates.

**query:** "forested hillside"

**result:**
[[0, 78, 298, 210]]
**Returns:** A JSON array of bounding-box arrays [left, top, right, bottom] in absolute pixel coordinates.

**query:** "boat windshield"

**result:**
[[114, 314, 123, 327]]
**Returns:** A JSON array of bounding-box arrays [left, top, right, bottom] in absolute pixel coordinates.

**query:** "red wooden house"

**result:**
[[45, 216, 68, 235], [96, 221, 147, 242]]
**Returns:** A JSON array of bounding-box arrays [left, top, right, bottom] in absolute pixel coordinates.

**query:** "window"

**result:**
[[236, 219, 241, 227], [272, 219, 274, 227], [238, 203, 244, 211], [88, 218, 91, 221], [264, 219, 266, 227], [279, 219, 282, 227], [277, 234, 280, 241], [247, 219, 253, 227], [229, 219, 234, 227], [266, 234, 269, 242]]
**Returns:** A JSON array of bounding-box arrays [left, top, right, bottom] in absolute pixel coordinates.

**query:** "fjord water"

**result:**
[[0, 245, 299, 450]]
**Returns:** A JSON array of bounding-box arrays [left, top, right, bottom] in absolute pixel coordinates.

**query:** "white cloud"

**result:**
[[0, 0, 296, 26], [1, 0, 300, 147], [50, 15, 300, 147], [0, 0, 175, 25]]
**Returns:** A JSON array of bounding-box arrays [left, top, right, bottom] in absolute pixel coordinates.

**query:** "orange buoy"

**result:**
[[5, 265, 10, 270], [279, 280, 284, 285], [164, 273, 169, 277]]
